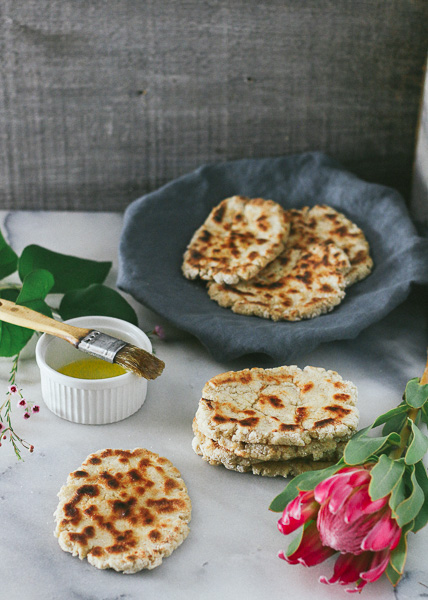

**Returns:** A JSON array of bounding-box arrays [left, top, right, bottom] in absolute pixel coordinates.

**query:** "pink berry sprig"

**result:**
[[0, 354, 38, 459], [145, 324, 166, 341], [144, 325, 166, 355]]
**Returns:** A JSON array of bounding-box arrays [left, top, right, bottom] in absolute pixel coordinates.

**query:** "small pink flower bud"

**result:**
[[154, 325, 166, 340], [8, 385, 18, 394], [17, 399, 27, 408], [32, 405, 40, 413], [29, 445, 34, 452], [0, 422, 5, 432], [23, 412, 30, 420]]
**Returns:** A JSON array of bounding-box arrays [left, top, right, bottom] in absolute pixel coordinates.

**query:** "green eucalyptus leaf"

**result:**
[[344, 430, 400, 465], [404, 378, 428, 409], [405, 420, 428, 465], [412, 461, 428, 533], [394, 465, 425, 527], [382, 411, 407, 436], [421, 403, 428, 427], [269, 478, 301, 512], [0, 229, 18, 280], [385, 562, 403, 586], [0, 269, 54, 356], [286, 522, 306, 557], [388, 522, 413, 577], [58, 284, 138, 326], [296, 460, 345, 491], [17, 269, 54, 305], [389, 470, 407, 513], [372, 404, 408, 429], [18, 245, 111, 293], [0, 288, 20, 302], [368, 455, 406, 501]]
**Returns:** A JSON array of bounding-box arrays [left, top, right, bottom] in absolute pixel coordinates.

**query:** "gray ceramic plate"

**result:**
[[118, 152, 428, 362]]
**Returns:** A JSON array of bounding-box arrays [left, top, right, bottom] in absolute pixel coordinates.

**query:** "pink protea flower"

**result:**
[[278, 465, 402, 593]]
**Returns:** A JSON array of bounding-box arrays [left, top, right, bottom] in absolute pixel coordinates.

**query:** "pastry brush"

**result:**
[[0, 299, 164, 380]]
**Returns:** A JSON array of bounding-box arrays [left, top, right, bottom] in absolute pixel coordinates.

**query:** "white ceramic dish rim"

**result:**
[[35, 315, 152, 390]]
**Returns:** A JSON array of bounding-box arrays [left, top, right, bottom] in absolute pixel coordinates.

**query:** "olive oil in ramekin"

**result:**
[[57, 357, 126, 379]]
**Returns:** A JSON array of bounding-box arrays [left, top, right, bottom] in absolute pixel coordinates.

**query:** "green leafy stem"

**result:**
[[0, 230, 139, 357]]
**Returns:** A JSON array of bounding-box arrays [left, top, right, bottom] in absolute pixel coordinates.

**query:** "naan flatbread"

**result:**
[[192, 432, 341, 478], [182, 195, 290, 284], [192, 418, 350, 461], [207, 241, 351, 321], [197, 365, 359, 446], [286, 205, 373, 286], [54, 448, 191, 573]]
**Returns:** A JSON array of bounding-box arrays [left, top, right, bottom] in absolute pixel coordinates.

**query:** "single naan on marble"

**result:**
[[207, 241, 351, 321], [54, 448, 191, 573], [182, 195, 290, 285]]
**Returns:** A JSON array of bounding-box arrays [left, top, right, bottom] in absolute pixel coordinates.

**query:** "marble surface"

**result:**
[[0, 210, 427, 600]]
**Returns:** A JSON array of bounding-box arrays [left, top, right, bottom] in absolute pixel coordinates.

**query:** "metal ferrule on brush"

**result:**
[[77, 330, 127, 362]]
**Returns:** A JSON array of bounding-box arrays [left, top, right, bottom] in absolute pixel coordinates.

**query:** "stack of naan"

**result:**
[[182, 196, 373, 321], [192, 365, 359, 477]]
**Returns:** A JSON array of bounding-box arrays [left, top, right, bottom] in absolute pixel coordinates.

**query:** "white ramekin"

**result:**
[[35, 315, 152, 425]]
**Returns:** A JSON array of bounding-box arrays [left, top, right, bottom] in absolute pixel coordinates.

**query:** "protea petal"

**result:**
[[348, 469, 371, 487], [282, 521, 336, 567], [361, 511, 401, 552], [388, 523, 402, 551], [318, 502, 371, 554], [313, 476, 339, 505], [360, 549, 390, 583], [314, 467, 370, 508], [361, 495, 389, 515], [344, 488, 388, 524], [320, 552, 372, 586], [345, 581, 367, 594], [343, 488, 372, 524], [314, 469, 356, 504], [278, 490, 318, 535], [326, 484, 355, 514]]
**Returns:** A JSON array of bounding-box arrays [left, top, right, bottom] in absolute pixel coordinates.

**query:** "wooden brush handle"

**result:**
[[0, 299, 91, 346]]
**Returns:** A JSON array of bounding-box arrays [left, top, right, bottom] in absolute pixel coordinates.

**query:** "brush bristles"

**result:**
[[114, 344, 165, 380]]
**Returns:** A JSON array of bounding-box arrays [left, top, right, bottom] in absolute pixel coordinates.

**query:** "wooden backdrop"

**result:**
[[1, 0, 427, 211]]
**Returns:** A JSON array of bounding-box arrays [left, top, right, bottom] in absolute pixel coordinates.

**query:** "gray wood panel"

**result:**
[[1, 0, 427, 210]]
